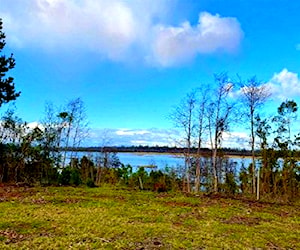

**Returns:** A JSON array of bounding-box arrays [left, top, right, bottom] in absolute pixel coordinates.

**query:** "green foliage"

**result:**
[[255, 114, 271, 149], [239, 163, 251, 194], [224, 172, 238, 195], [0, 19, 20, 107], [59, 167, 82, 186], [149, 170, 167, 192], [70, 167, 81, 186], [129, 167, 149, 190], [79, 156, 95, 184], [58, 167, 71, 185], [253, 100, 300, 200], [117, 164, 132, 185], [86, 178, 96, 187]]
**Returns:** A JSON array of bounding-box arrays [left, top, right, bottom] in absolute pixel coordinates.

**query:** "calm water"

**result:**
[[118, 153, 185, 169], [67, 152, 184, 169], [67, 151, 251, 171]]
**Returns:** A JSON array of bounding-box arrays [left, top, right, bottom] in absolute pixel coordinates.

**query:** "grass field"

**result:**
[[0, 185, 299, 249]]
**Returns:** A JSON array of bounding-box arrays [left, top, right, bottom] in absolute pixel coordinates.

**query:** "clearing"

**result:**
[[0, 185, 299, 249]]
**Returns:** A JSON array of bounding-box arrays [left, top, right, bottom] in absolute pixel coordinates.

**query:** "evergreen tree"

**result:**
[[0, 18, 20, 107]]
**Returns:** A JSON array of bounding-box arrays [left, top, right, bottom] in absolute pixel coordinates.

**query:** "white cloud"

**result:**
[[221, 131, 249, 149], [267, 68, 300, 100], [0, 1, 243, 66], [89, 128, 178, 146], [115, 129, 150, 136], [1, 0, 140, 60], [151, 12, 243, 66], [27, 121, 43, 130]]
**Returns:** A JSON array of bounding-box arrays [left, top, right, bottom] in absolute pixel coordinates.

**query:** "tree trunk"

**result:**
[[212, 146, 218, 193], [185, 155, 191, 193], [250, 109, 256, 194], [96, 166, 102, 185], [195, 157, 201, 192]]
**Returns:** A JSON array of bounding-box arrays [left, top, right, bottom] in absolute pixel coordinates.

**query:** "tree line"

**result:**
[[0, 19, 178, 191], [0, 19, 89, 185], [171, 73, 299, 199]]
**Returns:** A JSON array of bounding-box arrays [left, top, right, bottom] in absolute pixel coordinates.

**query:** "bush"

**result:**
[[86, 178, 96, 188], [70, 168, 81, 186], [59, 167, 71, 185], [224, 172, 238, 195], [59, 167, 82, 186]]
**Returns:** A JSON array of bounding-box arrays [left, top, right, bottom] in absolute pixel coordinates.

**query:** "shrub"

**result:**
[[70, 168, 82, 186], [86, 178, 96, 188], [59, 167, 71, 185]]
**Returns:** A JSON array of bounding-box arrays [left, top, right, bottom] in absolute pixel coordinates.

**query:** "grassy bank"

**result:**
[[0, 185, 299, 249]]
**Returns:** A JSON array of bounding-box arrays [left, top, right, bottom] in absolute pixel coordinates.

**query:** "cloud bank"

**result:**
[[87, 127, 250, 149], [0, 0, 243, 66], [89, 128, 179, 147], [267, 68, 300, 100], [152, 12, 243, 66]]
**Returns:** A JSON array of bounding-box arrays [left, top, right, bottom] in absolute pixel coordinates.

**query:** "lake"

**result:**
[[67, 151, 185, 169], [67, 151, 251, 171]]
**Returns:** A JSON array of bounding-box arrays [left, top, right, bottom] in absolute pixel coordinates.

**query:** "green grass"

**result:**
[[0, 185, 299, 249]]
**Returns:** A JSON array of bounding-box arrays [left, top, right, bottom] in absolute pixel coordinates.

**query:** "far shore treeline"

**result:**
[[66, 146, 253, 157], [66, 145, 300, 158], [0, 18, 299, 201]]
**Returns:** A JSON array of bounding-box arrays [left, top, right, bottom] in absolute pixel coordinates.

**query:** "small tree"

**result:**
[[194, 86, 209, 192], [170, 91, 196, 193], [60, 98, 89, 168], [208, 73, 235, 193], [273, 100, 297, 150], [239, 77, 270, 195], [42, 98, 89, 168], [272, 100, 298, 198], [41, 102, 62, 168]]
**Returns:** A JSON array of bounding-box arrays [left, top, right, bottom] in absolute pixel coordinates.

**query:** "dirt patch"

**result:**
[[243, 200, 300, 218], [0, 229, 27, 244], [155, 193, 174, 199], [31, 197, 49, 204], [133, 237, 166, 250], [223, 216, 269, 226], [0, 185, 37, 201], [64, 198, 83, 204], [265, 241, 284, 250], [163, 197, 221, 208], [269, 209, 300, 218]]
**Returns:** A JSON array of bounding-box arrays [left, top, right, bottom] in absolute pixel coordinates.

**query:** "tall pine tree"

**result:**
[[0, 18, 20, 106]]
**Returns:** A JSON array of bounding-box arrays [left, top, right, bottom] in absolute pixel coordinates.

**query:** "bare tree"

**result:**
[[68, 98, 89, 158], [59, 98, 89, 168], [208, 73, 235, 193], [41, 102, 62, 166], [95, 129, 121, 186], [239, 77, 270, 195], [194, 86, 209, 192], [41, 98, 89, 168], [170, 91, 196, 193]]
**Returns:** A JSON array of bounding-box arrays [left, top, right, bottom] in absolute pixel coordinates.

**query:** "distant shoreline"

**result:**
[[113, 151, 253, 159], [61, 146, 255, 158]]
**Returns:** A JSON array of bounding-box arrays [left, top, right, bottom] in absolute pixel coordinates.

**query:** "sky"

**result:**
[[1, 0, 300, 147]]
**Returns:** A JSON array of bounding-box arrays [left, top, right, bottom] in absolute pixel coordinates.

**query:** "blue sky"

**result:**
[[1, 0, 300, 147]]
